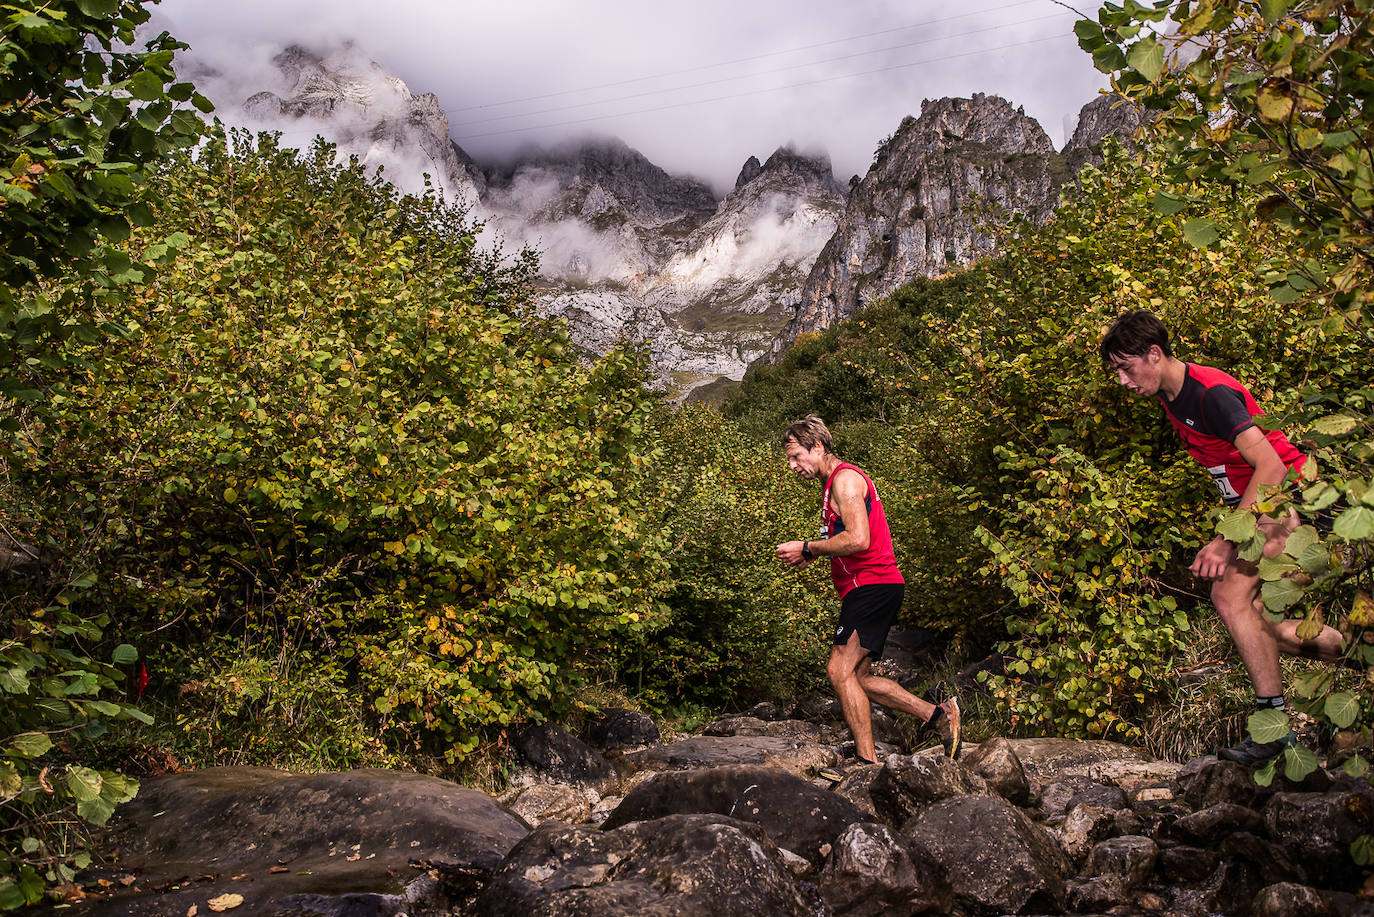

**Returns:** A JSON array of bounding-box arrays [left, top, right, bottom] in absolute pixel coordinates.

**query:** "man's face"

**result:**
[[1108, 346, 1164, 397], [784, 438, 827, 481]]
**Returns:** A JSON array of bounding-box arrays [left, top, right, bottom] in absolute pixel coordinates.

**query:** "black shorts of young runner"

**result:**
[[834, 583, 904, 661]]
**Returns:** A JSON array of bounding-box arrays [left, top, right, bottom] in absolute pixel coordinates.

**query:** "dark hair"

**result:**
[[781, 414, 834, 453], [1100, 310, 1171, 369]]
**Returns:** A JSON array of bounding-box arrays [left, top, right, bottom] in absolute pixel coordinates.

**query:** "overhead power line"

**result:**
[[452, 31, 1068, 142], [450, 11, 1066, 130], [448, 0, 1050, 114]]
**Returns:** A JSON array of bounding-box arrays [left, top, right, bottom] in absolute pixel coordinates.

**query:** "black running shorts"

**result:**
[[834, 583, 904, 661]]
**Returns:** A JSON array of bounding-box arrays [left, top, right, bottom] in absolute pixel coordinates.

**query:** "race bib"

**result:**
[[1207, 464, 1242, 505]]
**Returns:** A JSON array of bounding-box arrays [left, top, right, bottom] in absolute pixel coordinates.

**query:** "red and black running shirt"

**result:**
[[1159, 363, 1306, 506], [821, 462, 904, 598]]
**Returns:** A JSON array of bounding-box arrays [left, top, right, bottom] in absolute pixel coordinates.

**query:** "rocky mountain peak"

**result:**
[[1064, 92, 1152, 153], [735, 156, 763, 190]]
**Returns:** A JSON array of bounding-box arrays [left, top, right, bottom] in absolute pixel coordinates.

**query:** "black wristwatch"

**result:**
[[802, 541, 814, 559]]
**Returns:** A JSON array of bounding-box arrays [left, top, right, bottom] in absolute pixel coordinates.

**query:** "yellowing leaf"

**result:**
[[207, 894, 243, 912]]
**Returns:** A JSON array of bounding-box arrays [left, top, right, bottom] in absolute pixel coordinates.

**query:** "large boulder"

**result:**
[[85, 767, 528, 916], [818, 822, 954, 916], [997, 738, 1153, 795], [583, 708, 660, 751], [1038, 773, 1128, 819], [1084, 835, 1158, 888], [600, 765, 866, 865], [870, 753, 990, 829], [515, 723, 620, 794], [1175, 756, 1268, 810], [1172, 802, 1265, 844], [475, 815, 822, 916], [616, 735, 835, 781], [904, 794, 1071, 914], [961, 736, 1032, 806], [1264, 790, 1374, 886]]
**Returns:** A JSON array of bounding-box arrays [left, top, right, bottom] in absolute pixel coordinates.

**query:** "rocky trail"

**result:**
[[52, 637, 1374, 917]]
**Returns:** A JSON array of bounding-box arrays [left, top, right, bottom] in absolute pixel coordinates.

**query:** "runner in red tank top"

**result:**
[[776, 415, 962, 773]]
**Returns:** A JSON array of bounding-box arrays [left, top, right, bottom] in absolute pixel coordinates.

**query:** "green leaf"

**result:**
[[1325, 692, 1360, 729], [0, 667, 30, 694], [111, 643, 138, 665], [1353, 834, 1374, 867], [1216, 510, 1257, 542], [1152, 191, 1191, 215], [7, 732, 53, 759], [1333, 506, 1374, 541], [1258, 0, 1291, 20], [1284, 524, 1318, 559], [1345, 756, 1370, 779], [1248, 707, 1291, 743], [1282, 744, 1318, 782], [1125, 35, 1164, 82], [66, 765, 103, 802], [76, 0, 120, 14], [1181, 218, 1219, 248], [76, 793, 117, 824], [1311, 414, 1358, 436], [1254, 756, 1277, 787], [1261, 578, 1305, 612]]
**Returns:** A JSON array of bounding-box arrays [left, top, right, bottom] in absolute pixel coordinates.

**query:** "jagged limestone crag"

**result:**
[[240, 45, 485, 203], [771, 93, 1062, 357]]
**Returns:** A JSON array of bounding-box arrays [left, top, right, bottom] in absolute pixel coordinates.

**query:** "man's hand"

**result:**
[[777, 540, 814, 568], [1190, 536, 1237, 581]]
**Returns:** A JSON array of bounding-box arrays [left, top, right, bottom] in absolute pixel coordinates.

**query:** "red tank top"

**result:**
[[821, 462, 904, 598]]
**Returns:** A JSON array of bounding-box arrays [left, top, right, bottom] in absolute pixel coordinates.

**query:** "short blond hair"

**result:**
[[782, 415, 834, 453]]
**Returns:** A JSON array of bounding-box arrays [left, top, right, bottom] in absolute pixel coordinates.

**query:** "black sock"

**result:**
[[925, 705, 945, 730], [1256, 695, 1286, 710]]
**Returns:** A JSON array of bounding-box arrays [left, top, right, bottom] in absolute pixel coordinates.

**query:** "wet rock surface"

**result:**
[[74, 706, 1374, 915]]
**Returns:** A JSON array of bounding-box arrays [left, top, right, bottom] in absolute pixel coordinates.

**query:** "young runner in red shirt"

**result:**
[[1101, 311, 1347, 765]]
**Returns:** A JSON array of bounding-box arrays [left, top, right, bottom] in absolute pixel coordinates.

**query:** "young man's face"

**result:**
[[784, 438, 827, 480], [1108, 346, 1165, 397]]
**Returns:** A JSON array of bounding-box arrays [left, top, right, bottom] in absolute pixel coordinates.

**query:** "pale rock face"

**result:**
[[239, 45, 484, 203], [771, 93, 1063, 356]]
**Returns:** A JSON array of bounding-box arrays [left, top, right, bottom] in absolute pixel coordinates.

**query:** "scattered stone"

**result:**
[[1176, 756, 1268, 810], [616, 735, 836, 781], [583, 708, 660, 751], [1039, 773, 1128, 819], [508, 783, 592, 827], [870, 753, 990, 828], [1157, 845, 1220, 883], [1085, 835, 1157, 888], [1253, 882, 1340, 917], [514, 723, 620, 794], [1264, 790, 1374, 886], [1067, 874, 1131, 912], [600, 765, 867, 865], [474, 814, 822, 916], [703, 715, 824, 742], [92, 768, 528, 916], [1054, 804, 1117, 862], [905, 794, 1070, 914], [1172, 801, 1264, 844], [818, 822, 954, 916], [961, 736, 1032, 806], [745, 700, 793, 721]]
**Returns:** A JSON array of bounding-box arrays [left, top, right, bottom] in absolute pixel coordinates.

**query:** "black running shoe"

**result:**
[[1218, 733, 1294, 767]]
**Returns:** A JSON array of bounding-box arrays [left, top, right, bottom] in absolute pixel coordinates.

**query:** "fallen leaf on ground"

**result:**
[[206, 893, 243, 911], [268, 866, 289, 874], [186, 907, 197, 917]]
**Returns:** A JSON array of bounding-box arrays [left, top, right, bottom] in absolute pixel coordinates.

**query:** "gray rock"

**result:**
[[905, 794, 1071, 914], [997, 737, 1154, 796], [1253, 882, 1340, 917], [1176, 756, 1268, 810], [871, 752, 991, 828], [90, 768, 528, 916], [1157, 844, 1220, 883], [1039, 773, 1128, 819], [1219, 831, 1306, 886], [584, 707, 660, 751], [600, 765, 867, 865], [832, 762, 884, 820], [818, 822, 954, 916], [508, 783, 592, 827], [1264, 790, 1374, 885], [961, 736, 1032, 806], [1066, 874, 1131, 912], [475, 814, 822, 916], [1054, 803, 1117, 861], [516, 723, 620, 794], [1085, 835, 1158, 887], [616, 735, 836, 781], [702, 716, 823, 742], [1172, 801, 1264, 844]]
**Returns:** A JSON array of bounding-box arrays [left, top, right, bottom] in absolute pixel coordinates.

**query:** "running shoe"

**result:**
[[935, 697, 962, 759], [1218, 733, 1295, 767]]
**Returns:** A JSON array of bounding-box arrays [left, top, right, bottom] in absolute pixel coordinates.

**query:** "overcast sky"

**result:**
[[154, 0, 1111, 195]]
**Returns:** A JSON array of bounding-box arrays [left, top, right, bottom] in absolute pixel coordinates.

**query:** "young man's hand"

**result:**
[[776, 540, 815, 568], [1190, 536, 1237, 580]]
